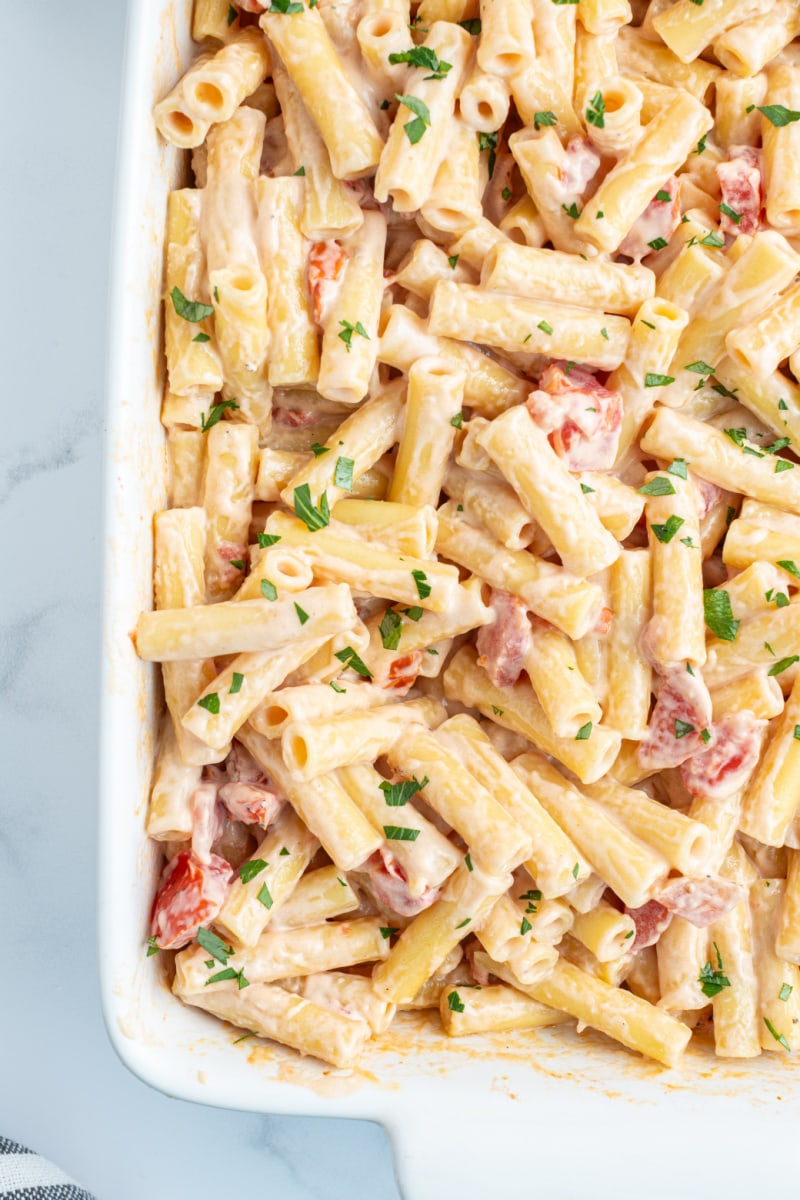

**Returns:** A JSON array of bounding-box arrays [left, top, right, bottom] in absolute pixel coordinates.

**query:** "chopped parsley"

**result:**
[[260, 579, 277, 601], [768, 656, 799, 677], [450, 410, 463, 428], [698, 944, 730, 998], [777, 559, 800, 578], [293, 483, 330, 531], [638, 477, 676, 497], [200, 398, 239, 433], [229, 672, 244, 694], [380, 926, 400, 939], [193, 332, 210, 343], [447, 990, 465, 1012], [719, 202, 741, 225], [703, 589, 740, 642], [674, 719, 695, 739], [383, 825, 421, 841], [338, 320, 370, 351], [196, 693, 220, 715], [388, 47, 452, 80], [334, 455, 354, 490], [379, 776, 428, 806], [239, 859, 268, 884], [294, 602, 309, 625], [764, 1017, 791, 1050], [205, 967, 249, 989], [171, 286, 214, 323], [668, 458, 688, 479], [197, 927, 234, 965], [335, 646, 373, 678], [538, 319, 553, 335], [645, 373, 675, 387], [754, 105, 800, 127], [257, 882, 273, 909], [534, 110, 557, 130], [412, 568, 431, 599], [379, 608, 403, 651], [586, 91, 605, 128], [575, 721, 592, 741], [779, 983, 793, 1002], [651, 515, 685, 543], [395, 93, 431, 143], [562, 201, 580, 219], [146, 935, 160, 957], [478, 129, 499, 178], [648, 237, 668, 252], [448, 255, 459, 270]]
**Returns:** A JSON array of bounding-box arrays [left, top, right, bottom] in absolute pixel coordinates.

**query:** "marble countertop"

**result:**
[[1, 6, 400, 1197]]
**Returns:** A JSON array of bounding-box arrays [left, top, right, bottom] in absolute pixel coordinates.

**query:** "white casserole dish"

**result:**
[[99, 4, 800, 1194]]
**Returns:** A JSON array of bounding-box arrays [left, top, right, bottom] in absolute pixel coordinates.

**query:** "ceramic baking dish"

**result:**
[[99, 4, 800, 1194]]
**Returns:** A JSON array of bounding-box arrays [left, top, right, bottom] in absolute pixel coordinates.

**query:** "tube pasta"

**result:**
[[260, 7, 382, 180], [434, 714, 590, 898], [371, 864, 511, 1005], [238, 725, 383, 871], [445, 645, 622, 786], [154, 30, 271, 148], [374, 22, 473, 211], [142, 2, 800, 1074], [154, 507, 220, 765], [214, 806, 320, 949], [475, 406, 622, 578], [511, 753, 670, 908]]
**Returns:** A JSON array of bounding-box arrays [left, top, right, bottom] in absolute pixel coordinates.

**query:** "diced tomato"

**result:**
[[383, 650, 424, 695], [225, 741, 266, 784], [716, 146, 761, 237], [619, 177, 681, 260], [191, 782, 225, 863], [625, 899, 672, 950], [218, 781, 284, 827], [272, 408, 318, 428], [656, 876, 745, 927], [215, 541, 248, 590], [561, 136, 601, 198], [307, 240, 349, 326], [694, 475, 723, 520], [680, 710, 766, 800], [361, 849, 440, 917], [637, 665, 713, 771], [592, 606, 614, 636], [465, 939, 493, 986], [476, 591, 532, 688], [527, 363, 623, 470], [150, 850, 233, 950]]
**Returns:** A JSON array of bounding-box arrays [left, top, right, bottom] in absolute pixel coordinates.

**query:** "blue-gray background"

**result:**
[[0, 5, 401, 1196]]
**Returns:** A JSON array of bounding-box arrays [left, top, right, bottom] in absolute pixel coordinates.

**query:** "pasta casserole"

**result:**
[[138, 0, 800, 1071]]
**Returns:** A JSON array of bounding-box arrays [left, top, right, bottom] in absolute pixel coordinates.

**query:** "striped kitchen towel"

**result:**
[[0, 1139, 95, 1199]]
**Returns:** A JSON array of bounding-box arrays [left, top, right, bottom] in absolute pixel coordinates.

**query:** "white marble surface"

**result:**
[[0, 6, 400, 1197]]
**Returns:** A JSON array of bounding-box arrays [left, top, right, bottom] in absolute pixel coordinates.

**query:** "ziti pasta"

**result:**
[[141, 0, 800, 1072]]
